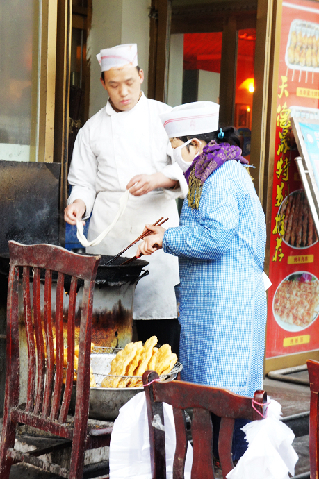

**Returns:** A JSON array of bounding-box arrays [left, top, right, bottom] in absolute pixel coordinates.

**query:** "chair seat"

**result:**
[[12, 406, 113, 438]]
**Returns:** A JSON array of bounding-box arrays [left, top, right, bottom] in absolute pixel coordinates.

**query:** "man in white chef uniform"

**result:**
[[64, 43, 186, 353]]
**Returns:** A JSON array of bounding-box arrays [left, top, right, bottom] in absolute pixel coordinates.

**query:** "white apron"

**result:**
[[68, 94, 184, 319]]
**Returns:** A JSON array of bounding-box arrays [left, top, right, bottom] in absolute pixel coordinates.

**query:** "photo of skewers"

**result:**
[[273, 272, 319, 331], [286, 19, 319, 83], [278, 189, 318, 249]]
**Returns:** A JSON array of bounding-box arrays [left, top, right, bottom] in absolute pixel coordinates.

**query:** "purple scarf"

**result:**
[[185, 141, 249, 209]]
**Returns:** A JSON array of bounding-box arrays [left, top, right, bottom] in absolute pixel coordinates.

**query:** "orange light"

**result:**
[[247, 107, 251, 112], [239, 78, 255, 93]]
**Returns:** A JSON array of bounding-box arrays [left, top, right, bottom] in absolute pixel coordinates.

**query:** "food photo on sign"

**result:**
[[273, 271, 319, 332]]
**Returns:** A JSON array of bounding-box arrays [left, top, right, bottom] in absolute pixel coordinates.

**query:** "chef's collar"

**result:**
[[105, 91, 145, 116]]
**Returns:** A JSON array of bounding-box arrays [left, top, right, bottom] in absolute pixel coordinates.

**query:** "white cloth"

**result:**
[[97, 44, 138, 72], [68, 93, 187, 319], [109, 392, 193, 479], [76, 190, 130, 247], [227, 399, 298, 479], [160, 101, 220, 138]]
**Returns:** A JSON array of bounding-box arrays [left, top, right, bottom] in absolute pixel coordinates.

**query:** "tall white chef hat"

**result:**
[[96, 44, 138, 72], [160, 101, 220, 138]]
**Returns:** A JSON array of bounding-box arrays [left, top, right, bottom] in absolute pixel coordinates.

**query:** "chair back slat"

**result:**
[[50, 272, 65, 420], [42, 269, 54, 418], [218, 417, 234, 477], [23, 267, 36, 413], [71, 279, 96, 447], [143, 371, 166, 479], [172, 408, 188, 479], [59, 276, 77, 423], [33, 268, 46, 415], [4, 266, 20, 419], [191, 408, 215, 479]]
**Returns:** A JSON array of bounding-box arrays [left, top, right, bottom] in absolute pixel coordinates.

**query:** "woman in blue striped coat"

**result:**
[[137, 102, 267, 461]]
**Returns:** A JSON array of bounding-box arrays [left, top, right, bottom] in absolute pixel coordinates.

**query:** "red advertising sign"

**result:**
[[266, 0, 319, 358]]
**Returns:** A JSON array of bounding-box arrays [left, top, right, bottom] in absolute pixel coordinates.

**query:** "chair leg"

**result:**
[[0, 416, 17, 479], [68, 445, 85, 479]]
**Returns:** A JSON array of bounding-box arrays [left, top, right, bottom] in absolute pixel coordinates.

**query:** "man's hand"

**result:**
[[136, 225, 165, 256], [64, 199, 86, 225], [127, 172, 178, 196]]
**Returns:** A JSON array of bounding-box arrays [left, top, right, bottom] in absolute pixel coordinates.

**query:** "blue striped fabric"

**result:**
[[163, 161, 267, 398]]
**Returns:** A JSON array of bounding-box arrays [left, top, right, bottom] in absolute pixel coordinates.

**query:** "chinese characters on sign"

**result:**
[[265, 0, 319, 359]]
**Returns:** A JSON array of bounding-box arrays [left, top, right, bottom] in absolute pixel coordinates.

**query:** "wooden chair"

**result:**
[[0, 241, 112, 479], [143, 370, 267, 479], [307, 359, 319, 479]]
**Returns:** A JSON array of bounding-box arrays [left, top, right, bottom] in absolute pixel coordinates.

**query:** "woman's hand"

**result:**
[[136, 225, 165, 256], [127, 172, 178, 196]]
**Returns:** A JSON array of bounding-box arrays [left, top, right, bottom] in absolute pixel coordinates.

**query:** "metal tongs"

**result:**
[[105, 217, 168, 266]]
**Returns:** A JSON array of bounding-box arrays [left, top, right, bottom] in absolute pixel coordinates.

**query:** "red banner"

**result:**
[[266, 0, 319, 358]]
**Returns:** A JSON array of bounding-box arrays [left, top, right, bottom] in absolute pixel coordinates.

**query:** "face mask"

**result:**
[[172, 139, 196, 172]]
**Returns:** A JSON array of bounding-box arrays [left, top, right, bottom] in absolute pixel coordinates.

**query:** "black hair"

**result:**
[[177, 127, 240, 152], [101, 66, 141, 81]]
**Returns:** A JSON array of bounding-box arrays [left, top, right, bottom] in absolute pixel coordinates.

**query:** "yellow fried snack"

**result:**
[[101, 376, 114, 388], [130, 336, 158, 387], [119, 341, 144, 387], [155, 345, 177, 375], [109, 342, 140, 387], [90, 371, 97, 387], [158, 354, 177, 376], [147, 347, 158, 371]]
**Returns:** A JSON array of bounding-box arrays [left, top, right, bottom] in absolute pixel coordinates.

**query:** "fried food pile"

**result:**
[[101, 336, 177, 388]]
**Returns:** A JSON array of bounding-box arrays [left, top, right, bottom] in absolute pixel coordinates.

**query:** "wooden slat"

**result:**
[[218, 417, 234, 478], [33, 268, 45, 415], [147, 0, 172, 103], [11, 408, 74, 439], [219, 16, 238, 127], [154, 380, 256, 421], [23, 267, 36, 413], [191, 408, 214, 478], [172, 408, 188, 479], [68, 277, 95, 477], [55, 0, 72, 246], [147, 0, 158, 100], [3, 267, 20, 416], [50, 272, 65, 420], [143, 371, 166, 479], [307, 360, 319, 479], [59, 276, 77, 423], [42, 269, 54, 418]]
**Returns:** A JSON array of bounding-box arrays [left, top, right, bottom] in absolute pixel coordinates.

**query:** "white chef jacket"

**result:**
[[68, 93, 187, 319]]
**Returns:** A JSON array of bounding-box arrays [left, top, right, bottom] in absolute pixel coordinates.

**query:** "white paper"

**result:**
[[227, 399, 298, 479], [109, 392, 193, 479]]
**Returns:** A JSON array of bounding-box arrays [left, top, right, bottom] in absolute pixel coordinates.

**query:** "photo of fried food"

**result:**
[[101, 336, 178, 388], [278, 190, 318, 248], [273, 272, 319, 331], [285, 20, 319, 71]]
